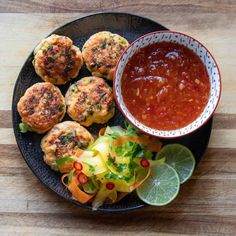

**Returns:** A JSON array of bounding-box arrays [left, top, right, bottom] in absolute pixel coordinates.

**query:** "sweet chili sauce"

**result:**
[[121, 42, 210, 130]]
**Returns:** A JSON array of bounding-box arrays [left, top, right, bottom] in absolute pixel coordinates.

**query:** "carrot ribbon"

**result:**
[[61, 170, 95, 204]]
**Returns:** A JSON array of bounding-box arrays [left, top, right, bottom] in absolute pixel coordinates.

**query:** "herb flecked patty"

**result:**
[[17, 82, 66, 133], [82, 31, 129, 80], [41, 121, 94, 172], [65, 76, 115, 126], [33, 34, 83, 85]]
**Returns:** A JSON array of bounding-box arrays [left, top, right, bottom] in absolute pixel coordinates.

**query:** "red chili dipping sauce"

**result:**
[[121, 42, 210, 130]]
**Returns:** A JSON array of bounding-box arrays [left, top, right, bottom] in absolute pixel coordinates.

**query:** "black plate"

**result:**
[[12, 12, 213, 212]]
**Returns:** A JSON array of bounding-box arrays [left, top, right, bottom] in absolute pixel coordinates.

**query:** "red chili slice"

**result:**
[[73, 161, 83, 171], [140, 158, 150, 168], [77, 173, 89, 184], [106, 182, 115, 190]]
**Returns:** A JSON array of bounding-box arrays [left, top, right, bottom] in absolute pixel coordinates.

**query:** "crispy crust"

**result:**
[[33, 34, 83, 85], [41, 121, 94, 171], [17, 82, 66, 133], [82, 31, 129, 80], [65, 76, 115, 126]]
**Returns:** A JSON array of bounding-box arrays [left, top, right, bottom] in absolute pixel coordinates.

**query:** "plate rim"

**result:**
[[11, 12, 212, 212]]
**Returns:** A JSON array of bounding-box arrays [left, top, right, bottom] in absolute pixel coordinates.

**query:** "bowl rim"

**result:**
[[113, 30, 222, 138]]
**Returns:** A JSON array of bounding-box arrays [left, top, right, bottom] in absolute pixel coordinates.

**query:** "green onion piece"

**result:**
[[82, 179, 97, 194], [19, 122, 32, 133]]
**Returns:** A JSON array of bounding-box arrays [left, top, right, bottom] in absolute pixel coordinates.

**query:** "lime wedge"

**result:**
[[156, 144, 195, 184], [136, 163, 180, 206]]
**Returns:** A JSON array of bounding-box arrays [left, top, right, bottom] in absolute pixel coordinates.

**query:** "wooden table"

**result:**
[[0, 1, 235, 235]]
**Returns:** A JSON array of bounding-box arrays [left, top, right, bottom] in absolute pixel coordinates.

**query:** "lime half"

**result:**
[[156, 144, 196, 184], [136, 163, 180, 206]]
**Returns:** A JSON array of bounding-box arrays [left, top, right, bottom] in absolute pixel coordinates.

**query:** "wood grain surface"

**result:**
[[0, 1, 235, 235]]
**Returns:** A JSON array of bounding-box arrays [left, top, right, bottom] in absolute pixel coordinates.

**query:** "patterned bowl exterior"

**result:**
[[114, 31, 221, 138]]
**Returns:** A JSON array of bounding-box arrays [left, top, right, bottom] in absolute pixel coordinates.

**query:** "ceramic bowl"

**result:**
[[114, 30, 221, 138]]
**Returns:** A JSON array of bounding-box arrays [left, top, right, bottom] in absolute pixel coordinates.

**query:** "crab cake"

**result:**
[[17, 82, 66, 134], [65, 76, 115, 126], [82, 31, 129, 80], [33, 34, 83, 85], [41, 121, 94, 171]]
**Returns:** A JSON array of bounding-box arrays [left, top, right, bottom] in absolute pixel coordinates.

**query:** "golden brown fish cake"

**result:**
[[17, 82, 66, 134], [65, 76, 115, 126], [82, 31, 129, 80], [41, 121, 94, 172], [33, 34, 83, 85]]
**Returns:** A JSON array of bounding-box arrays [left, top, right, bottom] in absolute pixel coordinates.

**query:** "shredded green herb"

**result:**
[[82, 162, 95, 174], [117, 163, 127, 173], [104, 171, 132, 183], [115, 146, 123, 156], [55, 156, 74, 166], [47, 57, 55, 63], [89, 164, 95, 173], [115, 141, 153, 160], [106, 157, 114, 166], [128, 161, 138, 176], [87, 107, 94, 115], [58, 134, 74, 145], [116, 141, 140, 158], [104, 172, 118, 180], [86, 179, 96, 191], [124, 120, 139, 136]]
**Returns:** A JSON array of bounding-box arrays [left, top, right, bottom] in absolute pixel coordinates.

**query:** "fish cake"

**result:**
[[17, 82, 66, 133], [41, 121, 94, 172], [82, 31, 129, 80], [65, 76, 115, 126], [33, 34, 83, 85]]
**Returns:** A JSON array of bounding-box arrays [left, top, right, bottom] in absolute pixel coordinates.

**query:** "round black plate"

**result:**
[[12, 12, 213, 212]]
